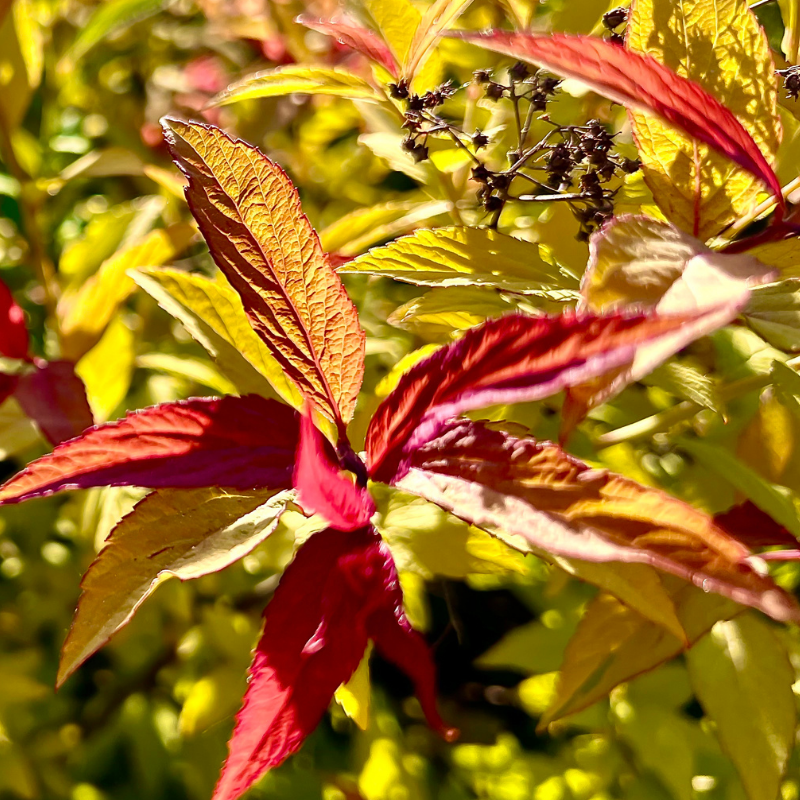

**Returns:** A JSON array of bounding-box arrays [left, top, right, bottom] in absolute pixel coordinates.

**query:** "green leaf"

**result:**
[[0, 0, 43, 130], [643, 359, 723, 415], [136, 353, 235, 396], [0, 397, 42, 460], [57, 488, 291, 688], [59, 0, 162, 70], [132, 267, 301, 406], [341, 226, 574, 294], [209, 66, 384, 107], [678, 437, 800, 539], [746, 279, 800, 352], [771, 360, 800, 415], [540, 579, 738, 727], [686, 613, 796, 800]]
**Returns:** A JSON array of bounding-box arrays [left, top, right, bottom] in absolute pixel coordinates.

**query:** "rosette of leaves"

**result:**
[[3, 31, 800, 800]]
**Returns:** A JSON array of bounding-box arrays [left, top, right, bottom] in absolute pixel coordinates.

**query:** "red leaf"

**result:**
[[0, 279, 29, 360], [366, 310, 731, 484], [454, 32, 783, 213], [15, 360, 94, 445], [714, 501, 798, 548], [213, 526, 451, 800], [397, 419, 800, 624], [297, 15, 399, 77], [0, 395, 299, 504], [294, 408, 374, 531]]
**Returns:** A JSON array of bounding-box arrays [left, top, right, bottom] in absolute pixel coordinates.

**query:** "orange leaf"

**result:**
[[162, 118, 365, 427]]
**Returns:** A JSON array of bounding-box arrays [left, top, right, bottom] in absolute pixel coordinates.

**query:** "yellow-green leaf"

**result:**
[[779, 0, 800, 63], [132, 267, 301, 406], [136, 353, 235, 396], [746, 279, 800, 351], [0, 397, 42, 461], [58, 488, 291, 688], [59, 224, 196, 361], [210, 65, 383, 107], [341, 226, 573, 294], [627, 0, 781, 240], [540, 579, 738, 727], [686, 614, 796, 800], [404, 0, 473, 79]]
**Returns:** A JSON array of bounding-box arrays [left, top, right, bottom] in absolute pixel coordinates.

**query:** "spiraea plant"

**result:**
[[8, 0, 800, 798]]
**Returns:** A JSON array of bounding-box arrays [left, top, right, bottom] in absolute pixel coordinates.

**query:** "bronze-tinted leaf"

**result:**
[[162, 119, 365, 427]]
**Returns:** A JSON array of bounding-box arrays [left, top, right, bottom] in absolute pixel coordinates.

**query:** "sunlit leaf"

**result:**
[[686, 614, 795, 800], [136, 353, 235, 396], [341, 226, 571, 294], [455, 32, 783, 217], [294, 409, 374, 532], [132, 267, 301, 405], [163, 118, 365, 426], [627, 0, 781, 239], [209, 66, 384, 107], [368, 309, 747, 483], [320, 199, 449, 257], [398, 419, 799, 623], [334, 644, 372, 730], [779, 0, 800, 64], [76, 318, 135, 422], [404, 0, 473, 79], [58, 488, 291, 687], [59, 224, 196, 361], [0, 395, 299, 504]]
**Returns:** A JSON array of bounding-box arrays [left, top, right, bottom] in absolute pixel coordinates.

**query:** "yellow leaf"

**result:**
[[341, 226, 573, 294], [779, 0, 800, 64], [210, 65, 384, 107], [404, 0, 473, 80], [334, 643, 372, 730], [163, 118, 365, 425], [58, 488, 291, 687], [627, 0, 781, 240], [363, 0, 443, 91], [179, 666, 247, 737], [0, 0, 42, 131], [375, 344, 442, 398], [132, 267, 301, 405], [0, 397, 42, 460], [136, 353, 236, 396], [320, 199, 450, 256], [76, 317, 136, 422], [59, 224, 196, 360]]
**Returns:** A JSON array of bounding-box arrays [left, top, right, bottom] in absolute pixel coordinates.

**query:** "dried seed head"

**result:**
[[389, 80, 410, 100], [603, 6, 628, 29], [485, 82, 505, 100], [509, 61, 529, 82], [473, 69, 492, 84], [472, 130, 490, 150]]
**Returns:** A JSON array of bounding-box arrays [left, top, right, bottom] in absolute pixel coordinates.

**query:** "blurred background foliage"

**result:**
[[4, 0, 800, 799]]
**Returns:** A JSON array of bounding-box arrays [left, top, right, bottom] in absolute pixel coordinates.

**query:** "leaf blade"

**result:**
[[162, 119, 365, 425]]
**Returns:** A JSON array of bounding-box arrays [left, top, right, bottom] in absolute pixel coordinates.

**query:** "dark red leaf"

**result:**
[[714, 501, 798, 548], [294, 408, 374, 531], [454, 32, 783, 213], [212, 526, 451, 800], [366, 310, 731, 484], [297, 15, 399, 77], [0, 279, 29, 360], [0, 395, 299, 504], [15, 360, 94, 445]]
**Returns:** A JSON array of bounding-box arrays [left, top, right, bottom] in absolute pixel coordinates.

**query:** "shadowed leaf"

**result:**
[[162, 119, 365, 426], [58, 488, 291, 687]]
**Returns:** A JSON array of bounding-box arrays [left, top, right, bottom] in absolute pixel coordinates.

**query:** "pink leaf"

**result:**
[[213, 526, 451, 800], [454, 32, 783, 213], [297, 15, 399, 77], [294, 408, 374, 531], [397, 419, 800, 624], [15, 360, 94, 445], [366, 310, 732, 483], [0, 395, 299, 504]]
